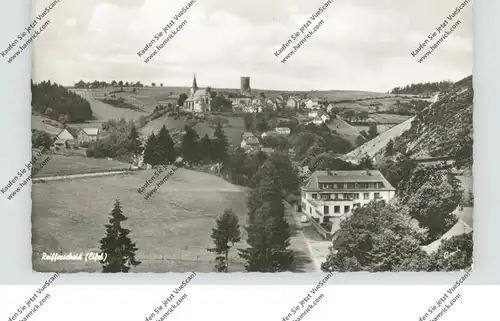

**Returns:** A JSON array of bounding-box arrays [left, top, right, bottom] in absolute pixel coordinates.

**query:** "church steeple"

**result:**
[[190, 73, 198, 97], [192, 73, 198, 90]]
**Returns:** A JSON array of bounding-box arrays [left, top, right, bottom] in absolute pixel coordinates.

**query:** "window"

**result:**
[[377, 182, 384, 188], [337, 183, 345, 189], [334, 206, 340, 213], [343, 193, 351, 200], [334, 193, 338, 200], [374, 192, 380, 199], [344, 205, 350, 213], [347, 183, 355, 189], [324, 206, 329, 214], [312, 193, 317, 200], [363, 193, 369, 200], [309, 208, 312, 214], [359, 183, 368, 189], [353, 193, 360, 200]]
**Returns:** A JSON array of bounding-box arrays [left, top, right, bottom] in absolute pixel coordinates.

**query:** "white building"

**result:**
[[182, 74, 212, 113], [301, 169, 396, 234], [304, 99, 321, 109], [77, 128, 100, 145], [274, 127, 291, 135]]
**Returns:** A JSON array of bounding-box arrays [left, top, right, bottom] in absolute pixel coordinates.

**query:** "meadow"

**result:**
[[32, 168, 250, 273]]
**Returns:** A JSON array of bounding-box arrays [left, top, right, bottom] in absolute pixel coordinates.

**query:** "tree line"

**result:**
[[390, 81, 453, 95], [74, 80, 166, 89]]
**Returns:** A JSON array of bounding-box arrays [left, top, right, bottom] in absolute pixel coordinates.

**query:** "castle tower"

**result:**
[[240, 76, 251, 95], [191, 73, 198, 97]]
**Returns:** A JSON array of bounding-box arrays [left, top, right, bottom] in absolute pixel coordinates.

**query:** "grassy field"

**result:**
[[33, 154, 131, 177], [32, 168, 250, 272], [71, 89, 148, 122]]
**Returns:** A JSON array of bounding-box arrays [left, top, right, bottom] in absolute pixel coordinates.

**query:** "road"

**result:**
[[284, 202, 325, 272]]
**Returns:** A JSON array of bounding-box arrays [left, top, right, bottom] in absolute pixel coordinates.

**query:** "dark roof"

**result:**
[[303, 170, 395, 191]]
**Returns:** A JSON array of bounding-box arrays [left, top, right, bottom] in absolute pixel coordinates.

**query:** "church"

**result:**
[[182, 74, 212, 113]]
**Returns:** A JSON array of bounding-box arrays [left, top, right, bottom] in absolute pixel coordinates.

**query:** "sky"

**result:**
[[31, 0, 473, 92]]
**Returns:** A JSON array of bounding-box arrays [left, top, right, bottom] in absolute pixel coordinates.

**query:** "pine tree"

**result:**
[[212, 124, 229, 163], [127, 124, 143, 155], [207, 209, 241, 272], [181, 125, 199, 163], [143, 133, 158, 166], [385, 139, 394, 156], [99, 199, 141, 273], [199, 134, 212, 162], [239, 161, 293, 272], [156, 125, 176, 164]]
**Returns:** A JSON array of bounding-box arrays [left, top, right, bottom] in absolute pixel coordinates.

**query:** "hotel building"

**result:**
[[300, 169, 396, 234]]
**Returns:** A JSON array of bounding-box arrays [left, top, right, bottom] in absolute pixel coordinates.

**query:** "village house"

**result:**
[[286, 97, 300, 110], [242, 105, 260, 113], [308, 110, 319, 118], [319, 111, 330, 123], [304, 99, 321, 110], [240, 133, 260, 148], [311, 116, 324, 125], [326, 103, 335, 113], [182, 74, 212, 113], [274, 127, 291, 135], [301, 169, 396, 235], [77, 128, 100, 145], [252, 98, 263, 106], [53, 128, 75, 149]]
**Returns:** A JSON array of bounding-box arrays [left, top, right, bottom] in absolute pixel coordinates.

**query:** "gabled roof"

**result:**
[[422, 206, 473, 254], [193, 88, 209, 97], [81, 128, 99, 136], [55, 129, 74, 140], [242, 132, 256, 139], [243, 136, 260, 145], [303, 170, 395, 191]]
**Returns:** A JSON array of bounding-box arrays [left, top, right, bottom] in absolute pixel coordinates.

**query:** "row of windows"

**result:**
[[311, 192, 381, 201], [318, 182, 385, 189], [324, 205, 350, 214]]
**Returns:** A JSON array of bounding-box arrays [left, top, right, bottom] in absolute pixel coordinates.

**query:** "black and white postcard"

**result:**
[[25, 0, 473, 273]]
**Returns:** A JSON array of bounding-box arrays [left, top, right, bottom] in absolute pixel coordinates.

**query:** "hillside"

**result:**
[[327, 116, 363, 145], [392, 76, 473, 162], [342, 74, 473, 165], [32, 168, 248, 272], [343, 116, 415, 163]]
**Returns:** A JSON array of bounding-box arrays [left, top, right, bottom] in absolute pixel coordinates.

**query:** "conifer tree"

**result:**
[[385, 139, 395, 156], [212, 124, 229, 163], [181, 125, 200, 163], [127, 124, 143, 155], [207, 209, 241, 272], [199, 134, 212, 162], [239, 161, 293, 272], [99, 199, 141, 273], [156, 125, 176, 163], [143, 133, 158, 166]]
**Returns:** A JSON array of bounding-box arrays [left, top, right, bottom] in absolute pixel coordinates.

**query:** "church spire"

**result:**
[[192, 73, 198, 91]]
